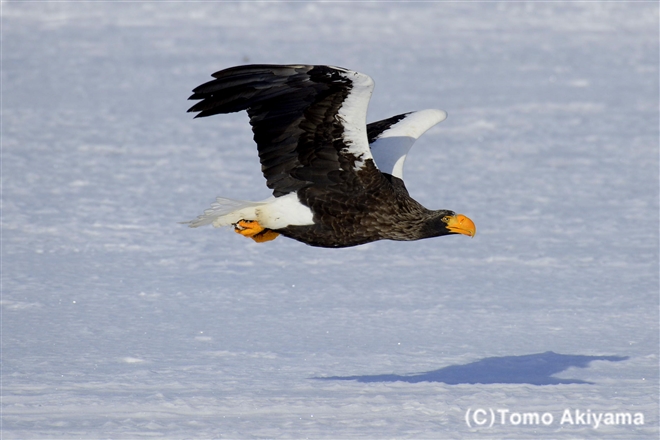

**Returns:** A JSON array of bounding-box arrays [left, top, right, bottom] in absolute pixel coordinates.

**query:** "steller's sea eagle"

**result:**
[[184, 64, 475, 248]]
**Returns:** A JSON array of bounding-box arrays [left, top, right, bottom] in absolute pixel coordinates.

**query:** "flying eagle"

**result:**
[[185, 64, 475, 248]]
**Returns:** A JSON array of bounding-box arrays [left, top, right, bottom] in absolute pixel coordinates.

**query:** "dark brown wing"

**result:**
[[188, 64, 377, 197]]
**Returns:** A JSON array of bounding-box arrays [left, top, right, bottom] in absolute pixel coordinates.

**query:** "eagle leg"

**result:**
[[234, 220, 279, 243]]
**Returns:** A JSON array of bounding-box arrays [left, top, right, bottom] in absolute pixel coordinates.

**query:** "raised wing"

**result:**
[[188, 64, 376, 197], [366, 109, 447, 180]]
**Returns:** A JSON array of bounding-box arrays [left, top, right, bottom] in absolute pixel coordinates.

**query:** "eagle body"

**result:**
[[185, 64, 475, 248]]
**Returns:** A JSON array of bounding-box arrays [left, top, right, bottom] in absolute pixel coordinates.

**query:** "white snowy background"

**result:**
[[2, 2, 658, 438]]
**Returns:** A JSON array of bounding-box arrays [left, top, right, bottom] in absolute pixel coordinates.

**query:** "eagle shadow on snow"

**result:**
[[315, 351, 628, 385]]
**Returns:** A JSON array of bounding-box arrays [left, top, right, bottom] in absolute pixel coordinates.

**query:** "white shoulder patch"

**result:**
[[370, 109, 447, 180], [337, 70, 376, 170]]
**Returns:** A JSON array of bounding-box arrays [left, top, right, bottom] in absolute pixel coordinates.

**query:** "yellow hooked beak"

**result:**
[[443, 214, 476, 237]]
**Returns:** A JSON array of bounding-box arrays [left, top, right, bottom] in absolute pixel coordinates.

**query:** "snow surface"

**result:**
[[2, 2, 658, 438]]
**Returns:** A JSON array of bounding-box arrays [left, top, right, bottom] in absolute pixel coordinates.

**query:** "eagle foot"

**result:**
[[233, 220, 279, 243], [251, 229, 280, 243]]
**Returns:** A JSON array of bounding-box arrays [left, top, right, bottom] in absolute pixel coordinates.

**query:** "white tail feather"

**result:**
[[184, 197, 267, 228]]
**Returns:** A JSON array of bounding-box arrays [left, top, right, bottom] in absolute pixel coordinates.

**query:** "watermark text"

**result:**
[[465, 408, 644, 429]]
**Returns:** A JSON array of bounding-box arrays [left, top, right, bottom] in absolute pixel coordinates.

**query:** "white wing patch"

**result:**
[[337, 70, 376, 170], [369, 109, 447, 179]]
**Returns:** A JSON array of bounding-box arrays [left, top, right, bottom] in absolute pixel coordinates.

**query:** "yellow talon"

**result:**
[[234, 220, 279, 243], [251, 229, 279, 243], [234, 219, 265, 237]]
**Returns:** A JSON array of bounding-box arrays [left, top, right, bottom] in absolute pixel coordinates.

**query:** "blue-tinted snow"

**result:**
[[2, 2, 658, 438]]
